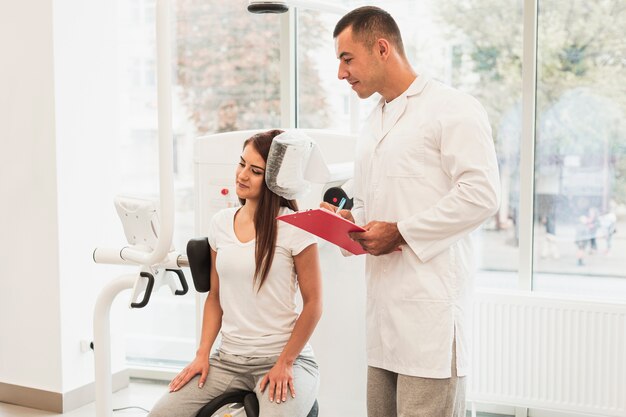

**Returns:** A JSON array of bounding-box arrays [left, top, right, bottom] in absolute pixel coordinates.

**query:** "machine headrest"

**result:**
[[186, 238, 212, 293], [265, 130, 329, 200]]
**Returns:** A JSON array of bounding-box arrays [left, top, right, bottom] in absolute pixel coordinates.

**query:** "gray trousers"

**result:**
[[148, 351, 319, 417], [367, 342, 466, 417]]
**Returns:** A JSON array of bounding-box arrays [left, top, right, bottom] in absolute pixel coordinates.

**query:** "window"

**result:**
[[297, 9, 351, 131], [533, 0, 626, 300], [176, 0, 282, 134]]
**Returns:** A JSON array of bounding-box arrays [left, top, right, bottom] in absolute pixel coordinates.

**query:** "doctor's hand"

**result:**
[[260, 359, 295, 404], [320, 202, 354, 223], [169, 355, 209, 392], [349, 221, 405, 256]]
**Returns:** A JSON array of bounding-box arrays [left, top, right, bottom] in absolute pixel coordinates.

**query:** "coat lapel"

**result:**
[[371, 99, 385, 143], [380, 95, 408, 141], [371, 75, 429, 144]]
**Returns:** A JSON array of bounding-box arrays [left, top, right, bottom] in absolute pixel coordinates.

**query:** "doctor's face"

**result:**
[[236, 144, 266, 202], [335, 26, 384, 99]]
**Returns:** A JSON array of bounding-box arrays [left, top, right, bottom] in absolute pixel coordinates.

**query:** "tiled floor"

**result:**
[[0, 379, 167, 417]]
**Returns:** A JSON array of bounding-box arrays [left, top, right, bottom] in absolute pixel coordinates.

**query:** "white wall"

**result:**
[[0, 0, 63, 393], [0, 0, 128, 400], [53, 0, 128, 393]]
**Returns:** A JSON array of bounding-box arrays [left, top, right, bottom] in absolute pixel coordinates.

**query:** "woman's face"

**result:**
[[236, 143, 266, 202]]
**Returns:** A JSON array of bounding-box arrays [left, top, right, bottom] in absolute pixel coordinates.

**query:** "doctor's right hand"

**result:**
[[169, 355, 210, 392], [320, 202, 354, 223]]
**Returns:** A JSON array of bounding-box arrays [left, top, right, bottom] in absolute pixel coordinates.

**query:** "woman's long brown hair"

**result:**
[[239, 130, 298, 289]]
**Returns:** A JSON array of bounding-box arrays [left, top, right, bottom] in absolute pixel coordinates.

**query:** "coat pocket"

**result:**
[[385, 135, 425, 178]]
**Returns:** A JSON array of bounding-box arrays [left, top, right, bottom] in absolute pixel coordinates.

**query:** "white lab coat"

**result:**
[[351, 75, 500, 378]]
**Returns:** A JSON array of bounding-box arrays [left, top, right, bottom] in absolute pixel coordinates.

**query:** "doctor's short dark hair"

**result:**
[[333, 6, 405, 57]]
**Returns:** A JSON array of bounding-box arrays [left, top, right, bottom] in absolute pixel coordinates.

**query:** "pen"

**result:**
[[337, 197, 347, 211]]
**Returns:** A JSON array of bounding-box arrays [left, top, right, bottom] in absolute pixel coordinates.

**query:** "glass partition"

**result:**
[[534, 0, 626, 301]]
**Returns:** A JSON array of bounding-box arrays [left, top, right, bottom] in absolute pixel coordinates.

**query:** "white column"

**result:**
[[518, 0, 538, 292]]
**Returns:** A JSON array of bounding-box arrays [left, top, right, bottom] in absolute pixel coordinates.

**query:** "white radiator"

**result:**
[[469, 290, 626, 416]]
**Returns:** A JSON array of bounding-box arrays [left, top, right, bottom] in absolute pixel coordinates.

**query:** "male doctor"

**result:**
[[323, 6, 501, 417]]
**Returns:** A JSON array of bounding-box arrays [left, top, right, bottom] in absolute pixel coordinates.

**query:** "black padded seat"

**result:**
[[195, 389, 319, 417]]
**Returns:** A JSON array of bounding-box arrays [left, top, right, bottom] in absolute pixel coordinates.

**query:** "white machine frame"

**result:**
[[91, 2, 183, 417]]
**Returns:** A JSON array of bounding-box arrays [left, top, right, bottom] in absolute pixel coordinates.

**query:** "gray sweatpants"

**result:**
[[367, 341, 466, 417], [148, 351, 319, 417]]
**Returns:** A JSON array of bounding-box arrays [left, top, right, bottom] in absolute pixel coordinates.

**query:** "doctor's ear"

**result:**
[[376, 38, 391, 59]]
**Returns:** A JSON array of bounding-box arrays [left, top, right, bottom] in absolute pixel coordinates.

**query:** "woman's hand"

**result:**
[[169, 355, 210, 392], [259, 359, 295, 404]]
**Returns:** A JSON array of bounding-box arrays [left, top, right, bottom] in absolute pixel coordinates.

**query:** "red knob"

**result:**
[[221, 188, 229, 196]]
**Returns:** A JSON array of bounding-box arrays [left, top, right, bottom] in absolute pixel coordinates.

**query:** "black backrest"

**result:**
[[186, 237, 212, 293]]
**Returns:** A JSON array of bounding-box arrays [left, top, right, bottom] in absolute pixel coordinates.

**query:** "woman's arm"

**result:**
[[169, 248, 223, 392], [260, 243, 323, 403]]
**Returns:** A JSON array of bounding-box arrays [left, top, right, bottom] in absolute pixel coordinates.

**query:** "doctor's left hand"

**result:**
[[350, 221, 405, 256], [260, 359, 295, 404]]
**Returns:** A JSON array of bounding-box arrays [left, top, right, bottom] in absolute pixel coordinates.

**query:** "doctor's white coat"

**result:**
[[351, 75, 500, 378]]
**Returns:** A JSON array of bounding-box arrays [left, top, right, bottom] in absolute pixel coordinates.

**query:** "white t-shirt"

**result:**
[[382, 93, 405, 134], [208, 206, 317, 357]]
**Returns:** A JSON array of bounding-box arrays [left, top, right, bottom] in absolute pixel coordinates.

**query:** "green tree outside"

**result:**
[[176, 0, 329, 135], [438, 0, 626, 210]]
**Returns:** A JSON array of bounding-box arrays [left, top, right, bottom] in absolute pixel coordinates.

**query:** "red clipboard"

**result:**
[[277, 208, 367, 255]]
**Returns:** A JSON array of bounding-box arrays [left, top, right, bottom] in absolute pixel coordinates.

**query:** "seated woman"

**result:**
[[149, 129, 322, 417]]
